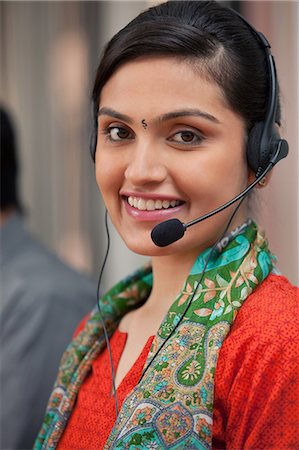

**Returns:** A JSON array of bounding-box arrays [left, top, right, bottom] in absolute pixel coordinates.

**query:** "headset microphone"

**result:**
[[151, 140, 288, 247]]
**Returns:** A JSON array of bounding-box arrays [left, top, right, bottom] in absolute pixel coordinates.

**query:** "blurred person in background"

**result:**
[[0, 106, 96, 450]]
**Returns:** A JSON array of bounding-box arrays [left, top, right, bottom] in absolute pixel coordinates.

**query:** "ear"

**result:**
[[248, 168, 273, 189]]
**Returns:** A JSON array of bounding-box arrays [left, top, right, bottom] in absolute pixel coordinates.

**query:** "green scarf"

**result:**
[[35, 221, 274, 449]]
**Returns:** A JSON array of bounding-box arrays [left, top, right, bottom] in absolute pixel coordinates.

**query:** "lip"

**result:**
[[122, 196, 185, 222]]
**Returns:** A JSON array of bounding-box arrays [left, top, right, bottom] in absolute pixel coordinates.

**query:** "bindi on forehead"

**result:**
[[141, 119, 148, 129]]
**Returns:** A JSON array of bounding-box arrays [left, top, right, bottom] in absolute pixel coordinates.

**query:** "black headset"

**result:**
[[89, 11, 289, 177], [236, 13, 289, 177]]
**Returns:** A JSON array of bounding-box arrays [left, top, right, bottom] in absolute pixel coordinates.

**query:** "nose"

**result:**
[[124, 140, 168, 186]]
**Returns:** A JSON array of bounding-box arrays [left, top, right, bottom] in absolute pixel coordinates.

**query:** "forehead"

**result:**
[[99, 56, 229, 116]]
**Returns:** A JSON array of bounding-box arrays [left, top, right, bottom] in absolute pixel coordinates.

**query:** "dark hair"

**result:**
[[91, 0, 281, 158], [0, 107, 22, 212]]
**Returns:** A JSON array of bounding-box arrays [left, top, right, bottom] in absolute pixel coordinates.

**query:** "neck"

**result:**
[[145, 250, 198, 316], [119, 249, 200, 337]]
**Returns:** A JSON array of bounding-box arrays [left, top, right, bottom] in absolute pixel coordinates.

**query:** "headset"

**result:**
[[239, 16, 289, 178]]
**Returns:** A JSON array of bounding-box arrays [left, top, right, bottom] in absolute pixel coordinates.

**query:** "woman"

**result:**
[[35, 1, 298, 449]]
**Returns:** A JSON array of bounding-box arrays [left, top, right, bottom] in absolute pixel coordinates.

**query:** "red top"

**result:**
[[58, 330, 154, 449], [58, 275, 299, 449]]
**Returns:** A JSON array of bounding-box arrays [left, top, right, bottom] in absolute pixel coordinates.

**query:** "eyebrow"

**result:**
[[159, 109, 221, 124], [98, 107, 133, 124], [98, 107, 220, 125]]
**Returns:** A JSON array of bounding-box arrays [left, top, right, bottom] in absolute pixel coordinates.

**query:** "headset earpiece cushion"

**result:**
[[247, 121, 264, 174], [247, 122, 264, 173]]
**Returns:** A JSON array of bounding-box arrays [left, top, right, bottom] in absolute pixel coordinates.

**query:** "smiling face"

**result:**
[[95, 57, 250, 259]]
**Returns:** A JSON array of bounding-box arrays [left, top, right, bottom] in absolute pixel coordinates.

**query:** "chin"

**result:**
[[123, 234, 170, 257], [125, 239, 161, 256], [124, 234, 194, 258]]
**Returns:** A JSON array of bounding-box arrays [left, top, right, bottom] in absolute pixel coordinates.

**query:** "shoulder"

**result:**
[[1, 233, 96, 329], [227, 274, 298, 345], [215, 273, 298, 393], [215, 274, 298, 374], [215, 273, 298, 390], [2, 230, 96, 302], [242, 273, 297, 306]]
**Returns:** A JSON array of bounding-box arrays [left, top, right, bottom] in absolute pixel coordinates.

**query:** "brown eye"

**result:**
[[109, 126, 133, 141], [170, 130, 203, 145], [179, 131, 196, 142]]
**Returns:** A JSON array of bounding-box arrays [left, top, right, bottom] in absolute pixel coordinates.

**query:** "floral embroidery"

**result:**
[[132, 406, 154, 426], [156, 404, 192, 444], [195, 416, 212, 440], [181, 360, 202, 382]]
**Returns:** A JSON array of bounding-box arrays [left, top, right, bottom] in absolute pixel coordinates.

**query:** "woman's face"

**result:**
[[96, 57, 251, 258]]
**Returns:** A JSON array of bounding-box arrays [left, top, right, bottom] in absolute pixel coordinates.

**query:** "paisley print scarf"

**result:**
[[35, 220, 274, 449]]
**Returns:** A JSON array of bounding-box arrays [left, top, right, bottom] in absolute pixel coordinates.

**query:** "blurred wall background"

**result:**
[[1, 1, 298, 291]]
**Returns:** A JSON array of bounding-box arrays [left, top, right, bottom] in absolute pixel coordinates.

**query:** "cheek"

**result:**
[[210, 143, 248, 185], [95, 154, 115, 199], [95, 152, 125, 214], [184, 150, 248, 208], [95, 159, 105, 196]]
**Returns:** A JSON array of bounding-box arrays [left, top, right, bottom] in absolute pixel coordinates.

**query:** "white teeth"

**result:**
[[127, 196, 180, 211], [138, 198, 146, 210], [146, 199, 155, 211], [155, 200, 163, 209]]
